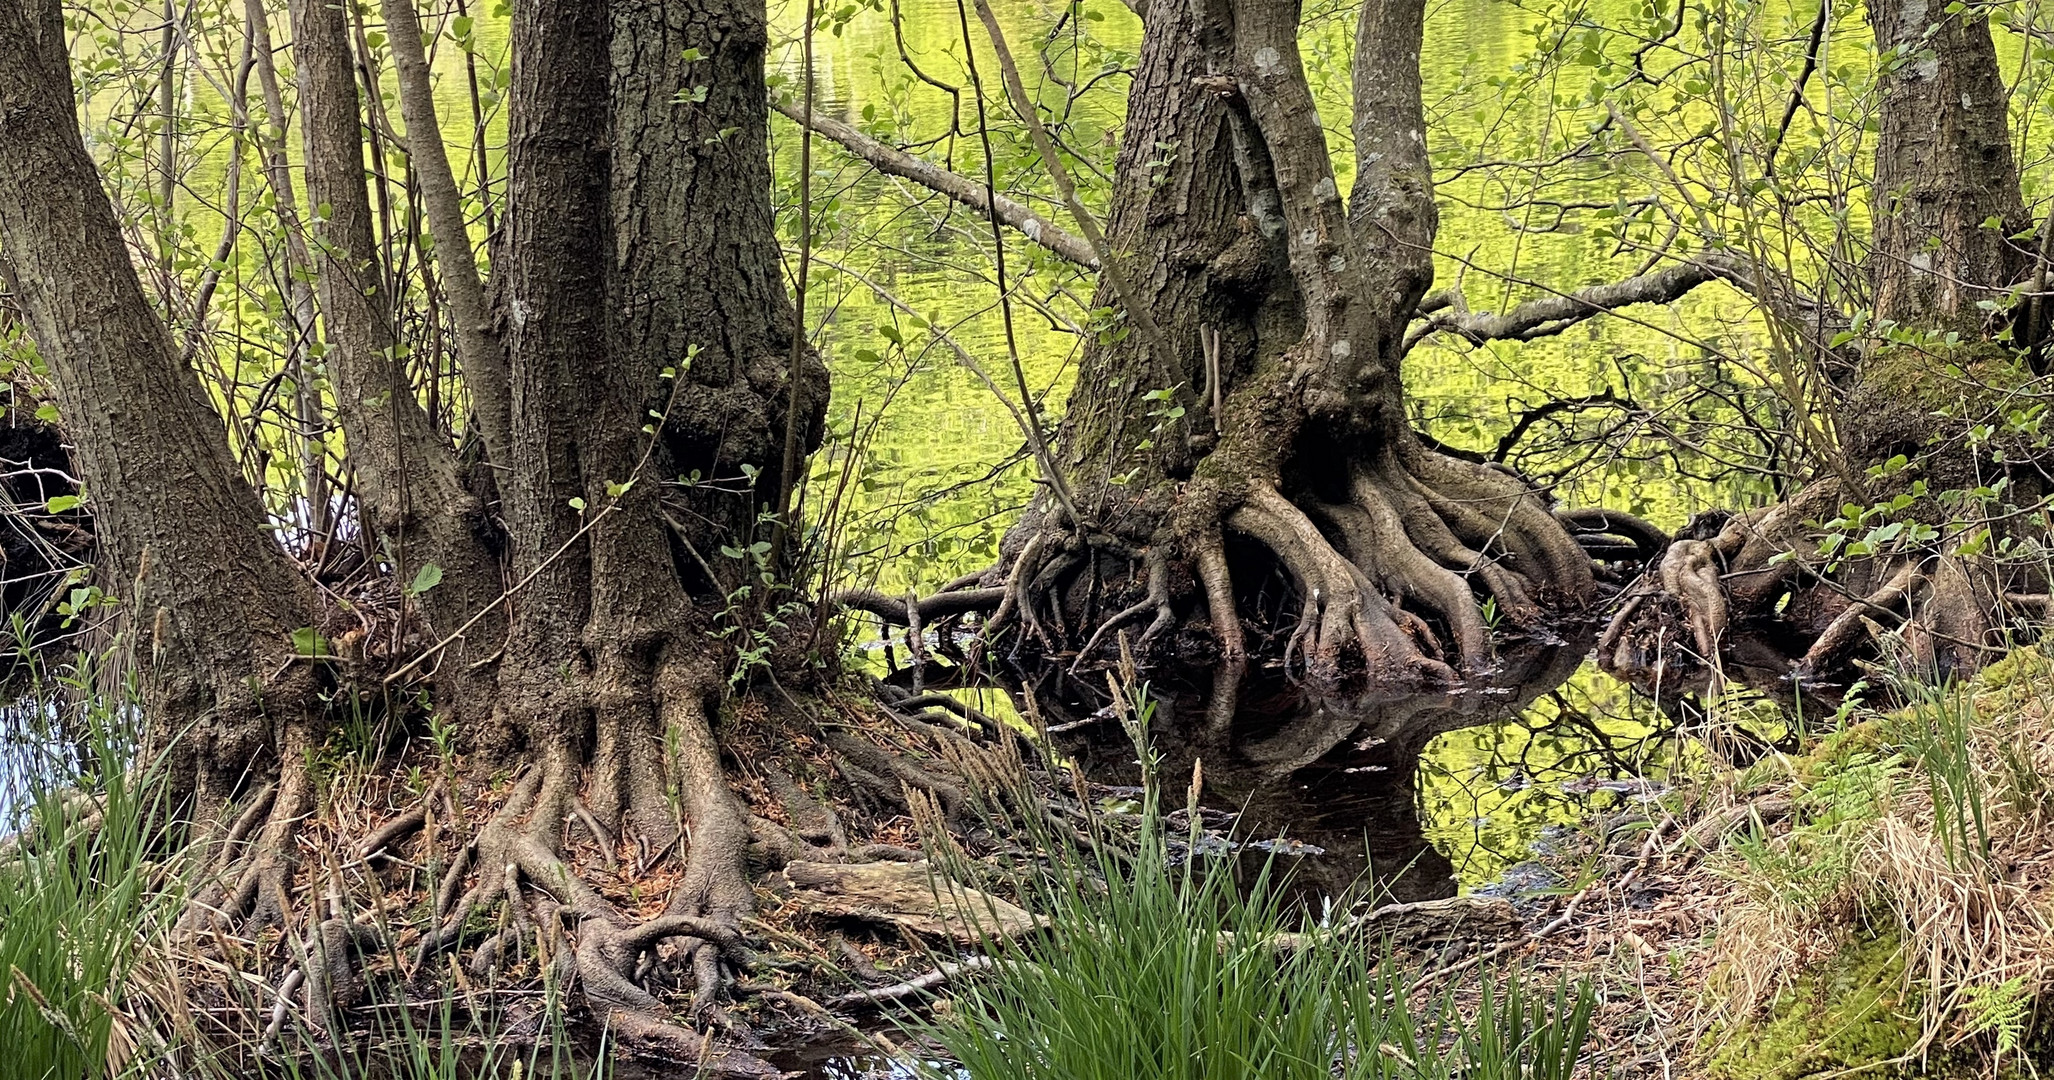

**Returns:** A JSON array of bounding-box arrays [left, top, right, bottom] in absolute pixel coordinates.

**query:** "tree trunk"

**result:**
[[287, 0, 506, 699], [1601, 0, 2036, 702], [470, 0, 825, 1025], [0, 0, 319, 816], [952, 0, 1599, 730], [609, 0, 829, 576], [380, 0, 512, 469], [1868, 0, 2027, 330]]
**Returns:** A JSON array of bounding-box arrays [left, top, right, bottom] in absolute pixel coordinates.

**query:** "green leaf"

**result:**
[[569, 496, 587, 512], [291, 627, 334, 658], [44, 494, 80, 514], [35, 403, 58, 423], [407, 563, 443, 596]]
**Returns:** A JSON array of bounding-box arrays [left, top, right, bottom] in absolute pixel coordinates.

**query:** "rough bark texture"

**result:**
[[959, 0, 1604, 732], [610, 0, 828, 576], [1869, 0, 2028, 329], [287, 0, 506, 693], [0, 0, 317, 810]]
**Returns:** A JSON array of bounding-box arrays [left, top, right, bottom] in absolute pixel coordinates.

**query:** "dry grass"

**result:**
[[1688, 651, 2054, 1065], [1515, 651, 2054, 1076]]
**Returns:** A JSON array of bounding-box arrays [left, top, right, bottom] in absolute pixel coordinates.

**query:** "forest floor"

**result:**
[[1507, 649, 2054, 1078]]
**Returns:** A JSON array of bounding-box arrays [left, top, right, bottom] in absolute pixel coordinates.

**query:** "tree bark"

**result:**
[[287, 0, 505, 698], [0, 0, 317, 809], [609, 0, 829, 576], [380, 0, 512, 468], [1868, 0, 2028, 328]]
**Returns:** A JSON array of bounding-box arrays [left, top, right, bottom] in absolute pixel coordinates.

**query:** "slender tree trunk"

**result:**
[[242, 0, 332, 544], [380, 0, 512, 467], [0, 0, 317, 810], [287, 0, 505, 699]]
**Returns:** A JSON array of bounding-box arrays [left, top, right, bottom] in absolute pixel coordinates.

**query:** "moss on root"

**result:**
[[1859, 341, 2030, 414], [1705, 931, 1921, 1079]]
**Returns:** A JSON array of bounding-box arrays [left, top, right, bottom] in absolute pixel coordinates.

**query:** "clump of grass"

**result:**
[[240, 992, 609, 1080], [910, 673, 1598, 1080], [0, 662, 164, 1080], [1707, 650, 2054, 1066]]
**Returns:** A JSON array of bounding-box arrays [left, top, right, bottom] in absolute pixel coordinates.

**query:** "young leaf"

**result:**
[[408, 563, 444, 596]]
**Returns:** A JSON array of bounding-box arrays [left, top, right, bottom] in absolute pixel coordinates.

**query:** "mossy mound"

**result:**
[[1704, 931, 1921, 1079], [1859, 341, 2031, 415], [1845, 341, 2043, 491]]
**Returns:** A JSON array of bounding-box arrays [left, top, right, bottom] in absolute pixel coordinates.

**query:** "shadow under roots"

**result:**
[[1033, 637, 1593, 907]]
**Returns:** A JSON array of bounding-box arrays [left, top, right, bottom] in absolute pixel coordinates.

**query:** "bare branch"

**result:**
[[1407, 259, 1731, 349], [828, 587, 1007, 627], [771, 99, 1098, 269]]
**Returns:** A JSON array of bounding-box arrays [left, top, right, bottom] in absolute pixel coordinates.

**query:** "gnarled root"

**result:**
[[1207, 443, 1596, 686], [1602, 486, 2015, 707], [875, 438, 1598, 696], [1232, 481, 1457, 684], [180, 723, 323, 937]]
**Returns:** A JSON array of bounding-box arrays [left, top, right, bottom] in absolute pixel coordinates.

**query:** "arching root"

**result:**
[[179, 724, 323, 937], [400, 757, 774, 1071], [1602, 483, 2015, 704], [1230, 482, 1458, 684], [1205, 442, 1597, 685]]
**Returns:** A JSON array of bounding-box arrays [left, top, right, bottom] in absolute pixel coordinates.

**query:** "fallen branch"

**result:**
[[826, 955, 997, 1009]]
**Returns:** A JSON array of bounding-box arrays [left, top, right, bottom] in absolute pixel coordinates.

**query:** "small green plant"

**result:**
[[1896, 681, 1992, 872], [1958, 976, 2031, 1061]]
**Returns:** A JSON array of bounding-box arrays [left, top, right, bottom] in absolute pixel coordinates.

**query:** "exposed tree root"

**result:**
[[870, 433, 1602, 701], [126, 668, 1083, 1074], [1601, 479, 2030, 708]]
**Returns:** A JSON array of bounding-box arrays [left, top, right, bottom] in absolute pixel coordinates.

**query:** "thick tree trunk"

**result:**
[[952, 0, 1600, 732], [287, 0, 506, 697], [1869, 0, 2027, 329], [457, 1, 826, 1041], [0, 0, 319, 812], [609, 0, 829, 575]]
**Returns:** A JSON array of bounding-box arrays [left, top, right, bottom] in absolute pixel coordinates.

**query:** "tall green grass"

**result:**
[[1896, 679, 1992, 872], [0, 669, 162, 1080], [910, 678, 1597, 1080]]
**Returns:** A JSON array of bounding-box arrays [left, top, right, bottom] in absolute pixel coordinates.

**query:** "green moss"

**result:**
[[1969, 645, 2048, 695], [1705, 932, 1921, 1079], [1861, 341, 2031, 414]]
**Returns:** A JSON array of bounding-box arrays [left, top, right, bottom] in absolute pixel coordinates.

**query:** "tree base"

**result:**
[[142, 677, 1071, 1075], [1600, 479, 2032, 713]]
